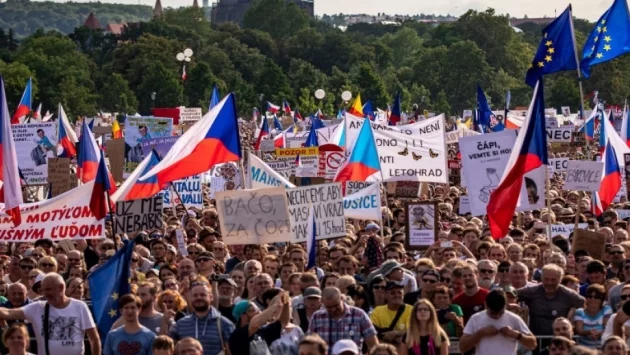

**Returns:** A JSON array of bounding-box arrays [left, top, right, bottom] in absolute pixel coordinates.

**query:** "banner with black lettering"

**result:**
[[160, 175, 203, 209], [114, 196, 164, 233], [343, 183, 381, 221], [286, 183, 345, 242], [346, 114, 448, 183]]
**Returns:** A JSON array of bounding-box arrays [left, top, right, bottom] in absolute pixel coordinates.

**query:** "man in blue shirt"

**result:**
[[104, 294, 155, 355]]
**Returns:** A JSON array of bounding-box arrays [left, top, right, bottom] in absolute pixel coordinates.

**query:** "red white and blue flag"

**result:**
[[334, 117, 381, 182], [267, 101, 280, 113], [76, 116, 100, 183], [58, 103, 78, 158], [598, 140, 622, 213], [255, 114, 270, 150], [141, 93, 241, 186], [390, 92, 402, 125], [282, 100, 292, 114], [89, 150, 114, 220], [487, 80, 548, 239], [11, 78, 32, 125], [621, 103, 630, 147], [0, 76, 23, 226], [112, 150, 163, 202]]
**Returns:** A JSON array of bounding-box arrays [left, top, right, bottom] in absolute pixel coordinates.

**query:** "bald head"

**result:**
[[42, 273, 65, 289], [41, 273, 67, 305], [322, 287, 341, 301]]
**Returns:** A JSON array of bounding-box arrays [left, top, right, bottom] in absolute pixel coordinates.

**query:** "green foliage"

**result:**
[[99, 73, 138, 114], [137, 61, 183, 113], [243, 0, 309, 40]]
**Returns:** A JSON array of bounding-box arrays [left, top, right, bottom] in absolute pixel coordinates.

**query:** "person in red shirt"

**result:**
[[452, 264, 489, 323]]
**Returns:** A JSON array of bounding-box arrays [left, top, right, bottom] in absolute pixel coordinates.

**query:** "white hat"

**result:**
[[332, 340, 359, 355]]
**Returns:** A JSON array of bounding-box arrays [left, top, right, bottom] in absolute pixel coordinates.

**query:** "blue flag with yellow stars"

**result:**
[[525, 6, 577, 87], [88, 238, 135, 335], [581, 0, 630, 78]]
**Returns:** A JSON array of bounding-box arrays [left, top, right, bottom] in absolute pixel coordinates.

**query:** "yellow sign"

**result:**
[[275, 147, 319, 157]]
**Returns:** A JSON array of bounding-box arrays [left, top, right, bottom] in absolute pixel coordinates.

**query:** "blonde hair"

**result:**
[[406, 299, 449, 349]]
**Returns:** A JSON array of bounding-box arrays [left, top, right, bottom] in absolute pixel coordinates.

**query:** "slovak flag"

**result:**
[[255, 115, 270, 150], [267, 101, 280, 113], [76, 115, 100, 183], [11, 78, 32, 124], [598, 140, 622, 212], [487, 80, 548, 239], [334, 116, 381, 182], [140, 93, 241, 186], [0, 76, 23, 226], [89, 150, 114, 220], [111, 150, 163, 202], [621, 104, 630, 147], [58, 103, 78, 158], [306, 204, 317, 270], [282, 100, 292, 114], [390, 93, 402, 125]]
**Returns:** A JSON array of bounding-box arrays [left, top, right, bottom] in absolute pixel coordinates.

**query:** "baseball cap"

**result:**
[[332, 340, 359, 355], [218, 277, 237, 288], [303, 286, 322, 299], [166, 244, 177, 255], [384, 281, 404, 291], [233, 300, 252, 321], [365, 223, 380, 232]]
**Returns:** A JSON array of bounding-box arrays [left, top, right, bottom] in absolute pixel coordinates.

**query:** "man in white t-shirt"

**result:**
[[460, 289, 536, 354], [603, 284, 630, 347], [0, 273, 101, 355]]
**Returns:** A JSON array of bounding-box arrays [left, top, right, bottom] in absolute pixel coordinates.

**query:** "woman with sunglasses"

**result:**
[[430, 286, 463, 338], [369, 276, 387, 308], [574, 284, 612, 348], [398, 299, 449, 355]]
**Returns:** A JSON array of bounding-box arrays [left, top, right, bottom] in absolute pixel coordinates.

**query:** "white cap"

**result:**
[[332, 340, 359, 355]]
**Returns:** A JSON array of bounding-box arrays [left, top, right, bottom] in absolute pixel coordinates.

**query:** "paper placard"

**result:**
[[179, 107, 202, 123], [175, 229, 189, 256], [286, 183, 345, 242], [550, 223, 587, 238], [572, 229, 606, 260], [549, 158, 569, 173], [343, 183, 381, 221], [160, 175, 203, 210], [216, 187, 292, 245], [405, 201, 438, 250], [12, 122, 58, 185], [113, 196, 164, 233], [546, 127, 574, 143], [47, 158, 76, 197], [105, 138, 125, 183], [345, 181, 374, 196], [458, 196, 471, 215], [565, 161, 603, 191]]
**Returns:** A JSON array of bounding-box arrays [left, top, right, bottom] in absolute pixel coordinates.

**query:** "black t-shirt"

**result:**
[[228, 321, 282, 355], [404, 290, 422, 305], [219, 304, 236, 323], [403, 334, 446, 355]]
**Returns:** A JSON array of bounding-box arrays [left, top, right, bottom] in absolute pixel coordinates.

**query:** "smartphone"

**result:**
[[441, 241, 453, 248]]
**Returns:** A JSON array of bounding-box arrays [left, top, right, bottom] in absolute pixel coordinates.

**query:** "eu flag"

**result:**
[[581, 0, 630, 78], [525, 6, 577, 87], [476, 85, 492, 132], [88, 238, 135, 335]]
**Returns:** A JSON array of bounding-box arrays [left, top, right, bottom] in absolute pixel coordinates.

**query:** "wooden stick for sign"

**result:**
[[545, 164, 552, 238], [105, 189, 118, 250]]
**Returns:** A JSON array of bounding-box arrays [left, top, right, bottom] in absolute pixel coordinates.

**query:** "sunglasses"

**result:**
[[40, 263, 54, 268], [498, 268, 510, 273], [372, 285, 385, 290], [20, 265, 34, 270], [441, 277, 451, 283], [610, 251, 624, 255], [422, 278, 437, 284], [188, 251, 200, 255], [479, 269, 495, 274], [620, 295, 630, 300], [196, 257, 212, 263]]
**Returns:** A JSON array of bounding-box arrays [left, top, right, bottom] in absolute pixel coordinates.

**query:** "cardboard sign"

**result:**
[[93, 126, 111, 139], [105, 139, 126, 183], [216, 187, 292, 245], [160, 175, 203, 209], [114, 196, 164, 233], [572, 229, 606, 260], [179, 107, 202, 123], [47, 158, 76, 197], [550, 223, 588, 238], [286, 183, 345, 242], [12, 122, 58, 185], [405, 201, 438, 250], [394, 181, 420, 198], [565, 161, 603, 191]]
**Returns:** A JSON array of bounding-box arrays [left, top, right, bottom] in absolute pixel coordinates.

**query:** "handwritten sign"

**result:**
[[286, 183, 345, 242], [564, 160, 603, 191], [216, 187, 292, 245], [550, 223, 587, 238], [179, 107, 202, 123], [47, 158, 76, 197], [106, 139, 125, 183], [113, 196, 164, 233], [160, 175, 203, 209], [572, 229, 606, 261]]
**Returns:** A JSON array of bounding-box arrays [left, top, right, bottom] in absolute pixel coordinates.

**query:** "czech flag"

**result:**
[[363, 100, 375, 121], [306, 204, 317, 270], [579, 109, 598, 141], [58, 103, 78, 158], [282, 100, 292, 114], [294, 109, 304, 121], [11, 78, 32, 125], [487, 80, 548, 239], [112, 150, 162, 202], [348, 94, 363, 117], [255, 114, 270, 150], [330, 118, 346, 148], [89, 150, 114, 220], [140, 93, 241, 186], [209, 85, 220, 111], [592, 192, 604, 216], [76, 116, 100, 183], [334, 117, 381, 182], [267, 101, 280, 113], [598, 140, 622, 212], [112, 119, 123, 139], [390, 93, 402, 125], [272, 114, 283, 131], [0, 76, 23, 226], [621, 105, 630, 147]]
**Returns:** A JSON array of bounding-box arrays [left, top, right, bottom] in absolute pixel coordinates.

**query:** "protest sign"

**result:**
[[286, 183, 345, 242], [140, 136, 180, 158], [160, 175, 203, 209], [458, 196, 471, 215], [345, 181, 374, 196], [343, 183, 381, 221], [459, 131, 543, 216], [346, 114, 448, 183], [260, 139, 276, 152], [445, 126, 481, 144], [113, 196, 164, 233], [564, 161, 603, 191], [175, 229, 189, 256], [393, 181, 420, 198], [12, 122, 58, 185], [625, 154, 630, 199], [615, 170, 627, 203], [318, 144, 345, 179], [92, 126, 111, 140], [207, 162, 242, 194], [617, 209, 630, 220], [462, 110, 473, 123], [47, 158, 76, 197], [179, 107, 202, 123], [550, 223, 587, 238], [549, 158, 569, 174], [275, 147, 319, 158], [405, 202, 438, 250], [0, 181, 104, 241], [248, 153, 295, 189], [105, 139, 126, 182], [283, 132, 310, 148], [216, 187, 292, 245], [546, 127, 574, 143], [572, 229, 606, 260], [124, 116, 173, 174]]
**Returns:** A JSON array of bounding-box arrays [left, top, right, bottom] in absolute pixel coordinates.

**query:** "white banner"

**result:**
[[565, 161, 603, 191], [216, 187, 292, 245], [346, 114, 448, 183], [0, 181, 104, 241], [546, 127, 574, 143], [12, 122, 58, 185], [345, 181, 374, 196], [549, 158, 569, 174], [248, 153, 295, 189], [343, 183, 381, 221], [551, 223, 587, 238], [114, 196, 164, 233], [286, 183, 345, 242], [160, 175, 203, 209], [445, 126, 481, 144]]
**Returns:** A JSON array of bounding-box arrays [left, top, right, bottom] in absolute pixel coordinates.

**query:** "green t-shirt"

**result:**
[[437, 304, 463, 337]]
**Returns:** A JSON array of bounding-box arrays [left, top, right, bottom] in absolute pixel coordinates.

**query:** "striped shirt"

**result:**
[[308, 305, 376, 351], [169, 307, 235, 355]]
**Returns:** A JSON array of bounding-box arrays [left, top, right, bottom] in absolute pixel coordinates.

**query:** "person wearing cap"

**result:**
[[228, 289, 291, 355], [367, 260, 416, 295], [196, 251, 216, 280], [165, 244, 178, 264], [216, 276, 237, 323], [331, 339, 359, 355], [370, 282, 412, 344], [293, 286, 322, 333], [308, 287, 378, 353]]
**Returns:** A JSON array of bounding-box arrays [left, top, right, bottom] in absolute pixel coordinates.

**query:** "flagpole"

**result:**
[[168, 182, 188, 213], [105, 189, 119, 251], [546, 165, 553, 238], [568, 5, 589, 158]]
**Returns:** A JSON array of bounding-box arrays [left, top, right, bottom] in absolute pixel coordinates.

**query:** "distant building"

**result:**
[[153, 0, 163, 18], [211, 0, 314, 26], [510, 17, 553, 27], [83, 11, 101, 30], [81, 11, 128, 35]]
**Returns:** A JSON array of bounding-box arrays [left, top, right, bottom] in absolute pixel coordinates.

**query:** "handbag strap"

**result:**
[[217, 315, 225, 351], [386, 305, 406, 332], [44, 303, 51, 355]]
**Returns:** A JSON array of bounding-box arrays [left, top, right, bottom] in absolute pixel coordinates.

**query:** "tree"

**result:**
[[243, 0, 309, 40], [351, 62, 390, 107], [184, 62, 221, 109], [548, 76, 582, 110], [0, 60, 35, 111], [137, 61, 183, 113], [99, 73, 138, 114], [287, 58, 328, 100], [432, 90, 451, 116]]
